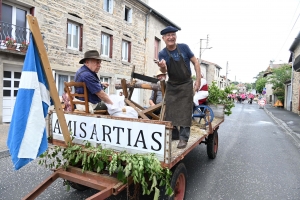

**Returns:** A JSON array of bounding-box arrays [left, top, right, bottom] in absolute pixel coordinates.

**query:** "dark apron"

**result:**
[[165, 46, 193, 127]]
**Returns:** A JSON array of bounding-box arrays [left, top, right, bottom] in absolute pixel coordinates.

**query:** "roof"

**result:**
[[289, 31, 300, 52], [263, 63, 291, 77], [201, 59, 222, 69], [137, 0, 181, 30]]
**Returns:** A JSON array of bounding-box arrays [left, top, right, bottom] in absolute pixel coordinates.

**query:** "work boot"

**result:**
[[177, 140, 187, 149], [172, 127, 179, 140]]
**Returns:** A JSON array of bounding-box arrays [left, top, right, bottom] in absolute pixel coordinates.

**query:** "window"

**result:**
[[122, 40, 131, 62], [67, 20, 82, 51], [55, 73, 74, 96], [1, 3, 31, 43], [100, 77, 111, 94], [101, 33, 113, 58], [124, 6, 132, 23], [103, 0, 113, 13], [154, 38, 160, 60]]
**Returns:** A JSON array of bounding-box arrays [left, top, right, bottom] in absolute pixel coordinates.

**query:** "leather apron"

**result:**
[[165, 46, 193, 127]]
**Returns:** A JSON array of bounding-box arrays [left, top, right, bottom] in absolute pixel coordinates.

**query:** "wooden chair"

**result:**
[[64, 81, 107, 114]]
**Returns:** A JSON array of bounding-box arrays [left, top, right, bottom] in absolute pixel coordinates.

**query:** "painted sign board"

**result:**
[[51, 113, 166, 157]]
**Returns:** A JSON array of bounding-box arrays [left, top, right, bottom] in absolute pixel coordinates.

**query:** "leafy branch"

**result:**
[[38, 140, 172, 200]]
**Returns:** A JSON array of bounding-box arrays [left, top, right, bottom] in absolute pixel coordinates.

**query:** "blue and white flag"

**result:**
[[7, 34, 50, 170]]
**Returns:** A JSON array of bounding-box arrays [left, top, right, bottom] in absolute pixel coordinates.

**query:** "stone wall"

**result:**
[[292, 45, 300, 114]]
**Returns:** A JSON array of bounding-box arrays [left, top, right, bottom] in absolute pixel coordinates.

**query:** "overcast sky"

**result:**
[[148, 0, 300, 83]]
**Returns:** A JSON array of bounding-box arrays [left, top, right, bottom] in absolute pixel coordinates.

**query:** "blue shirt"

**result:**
[[74, 65, 104, 104], [158, 43, 194, 74]]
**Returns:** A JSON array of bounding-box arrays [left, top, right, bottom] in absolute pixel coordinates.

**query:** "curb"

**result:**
[[264, 107, 300, 144]]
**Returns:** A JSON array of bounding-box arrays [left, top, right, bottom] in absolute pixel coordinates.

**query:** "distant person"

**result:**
[[149, 71, 167, 115], [62, 87, 72, 112]]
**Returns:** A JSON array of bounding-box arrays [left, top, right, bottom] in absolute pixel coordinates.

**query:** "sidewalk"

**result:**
[[264, 104, 300, 142], [0, 104, 300, 158]]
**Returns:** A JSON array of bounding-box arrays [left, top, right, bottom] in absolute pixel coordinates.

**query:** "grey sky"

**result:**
[[149, 0, 300, 83]]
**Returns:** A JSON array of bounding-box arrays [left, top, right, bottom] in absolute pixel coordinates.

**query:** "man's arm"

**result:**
[[190, 56, 201, 91], [96, 90, 113, 105], [149, 90, 155, 106]]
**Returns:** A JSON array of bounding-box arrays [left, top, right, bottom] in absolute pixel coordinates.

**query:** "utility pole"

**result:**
[[199, 34, 212, 63], [226, 61, 228, 86]]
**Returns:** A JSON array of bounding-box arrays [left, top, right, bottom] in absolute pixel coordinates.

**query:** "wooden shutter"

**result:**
[[109, 35, 113, 58], [79, 24, 83, 51], [30, 7, 35, 16], [128, 41, 131, 63]]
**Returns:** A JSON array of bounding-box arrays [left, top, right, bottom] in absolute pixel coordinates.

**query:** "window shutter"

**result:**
[[66, 21, 68, 48], [30, 7, 35, 16], [128, 42, 131, 63], [109, 35, 113, 58], [79, 24, 83, 51]]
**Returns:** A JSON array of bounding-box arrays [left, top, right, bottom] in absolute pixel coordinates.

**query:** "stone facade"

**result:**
[[288, 33, 300, 115], [0, 0, 180, 122]]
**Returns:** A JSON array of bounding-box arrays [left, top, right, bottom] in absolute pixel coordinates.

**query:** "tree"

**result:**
[[256, 77, 267, 94], [267, 64, 291, 102]]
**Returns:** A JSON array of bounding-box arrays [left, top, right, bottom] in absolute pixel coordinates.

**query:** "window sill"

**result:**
[[122, 61, 131, 66], [66, 48, 80, 55], [101, 56, 112, 62]]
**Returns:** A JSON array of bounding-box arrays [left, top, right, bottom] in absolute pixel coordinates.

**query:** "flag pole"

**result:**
[[26, 15, 72, 144]]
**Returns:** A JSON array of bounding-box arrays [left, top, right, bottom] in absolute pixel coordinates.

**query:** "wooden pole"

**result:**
[[26, 15, 71, 144]]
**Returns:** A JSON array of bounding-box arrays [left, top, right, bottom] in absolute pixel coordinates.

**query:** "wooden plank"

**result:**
[[26, 15, 71, 144], [22, 171, 60, 200]]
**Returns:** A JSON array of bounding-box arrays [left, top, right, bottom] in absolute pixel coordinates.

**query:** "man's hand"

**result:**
[[157, 59, 167, 72], [194, 80, 201, 92], [102, 82, 109, 88]]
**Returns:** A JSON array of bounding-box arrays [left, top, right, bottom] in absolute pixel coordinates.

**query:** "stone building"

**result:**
[[0, 0, 180, 123], [288, 32, 300, 114], [200, 59, 222, 87]]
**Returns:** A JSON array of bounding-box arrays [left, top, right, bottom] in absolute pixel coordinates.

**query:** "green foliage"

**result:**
[[208, 81, 235, 116], [245, 83, 252, 91], [39, 140, 173, 199], [267, 64, 291, 104], [191, 75, 196, 81], [255, 77, 267, 93]]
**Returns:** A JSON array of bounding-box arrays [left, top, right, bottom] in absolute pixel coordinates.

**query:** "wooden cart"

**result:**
[[23, 15, 224, 200]]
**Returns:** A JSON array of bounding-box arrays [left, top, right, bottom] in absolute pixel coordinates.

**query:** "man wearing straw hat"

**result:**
[[155, 26, 201, 149], [75, 50, 113, 112], [149, 70, 167, 115]]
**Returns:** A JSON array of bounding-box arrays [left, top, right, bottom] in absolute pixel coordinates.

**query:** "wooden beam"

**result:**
[[26, 15, 71, 144]]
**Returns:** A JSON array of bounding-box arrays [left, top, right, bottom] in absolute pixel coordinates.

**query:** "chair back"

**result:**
[[64, 81, 89, 113]]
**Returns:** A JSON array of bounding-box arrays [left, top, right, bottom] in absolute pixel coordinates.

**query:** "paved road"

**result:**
[[1, 103, 300, 199]]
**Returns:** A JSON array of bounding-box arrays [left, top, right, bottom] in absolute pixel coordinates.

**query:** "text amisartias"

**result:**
[[52, 114, 166, 155]]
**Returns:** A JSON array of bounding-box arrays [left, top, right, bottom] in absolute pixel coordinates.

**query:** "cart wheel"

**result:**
[[161, 163, 187, 200], [192, 105, 214, 125], [67, 181, 89, 191], [207, 130, 218, 159]]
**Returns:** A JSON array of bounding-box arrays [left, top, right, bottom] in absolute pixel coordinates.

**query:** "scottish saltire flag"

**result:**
[[7, 34, 50, 170]]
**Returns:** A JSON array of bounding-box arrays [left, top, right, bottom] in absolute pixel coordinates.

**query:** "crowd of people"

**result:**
[[227, 93, 263, 104]]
